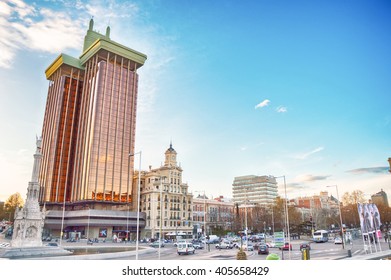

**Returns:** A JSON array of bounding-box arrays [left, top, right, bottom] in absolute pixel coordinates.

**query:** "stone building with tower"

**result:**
[[133, 144, 194, 240]]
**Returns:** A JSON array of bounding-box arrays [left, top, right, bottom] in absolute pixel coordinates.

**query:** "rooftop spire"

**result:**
[[89, 17, 94, 31]]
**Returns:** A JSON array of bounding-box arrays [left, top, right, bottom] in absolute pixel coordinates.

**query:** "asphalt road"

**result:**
[[1, 234, 390, 260]]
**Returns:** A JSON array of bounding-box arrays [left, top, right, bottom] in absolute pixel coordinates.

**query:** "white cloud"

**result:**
[[276, 106, 287, 113], [0, 1, 84, 68], [295, 146, 324, 160], [0, 2, 12, 17], [255, 99, 270, 109]]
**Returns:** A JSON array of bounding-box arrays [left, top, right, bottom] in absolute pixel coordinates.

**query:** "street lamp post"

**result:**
[[87, 205, 90, 242], [274, 175, 291, 260], [327, 185, 345, 249], [126, 203, 129, 243], [129, 151, 142, 260], [159, 176, 164, 260], [271, 205, 275, 236], [153, 175, 166, 260], [244, 198, 249, 250], [59, 188, 67, 246], [195, 191, 207, 238]]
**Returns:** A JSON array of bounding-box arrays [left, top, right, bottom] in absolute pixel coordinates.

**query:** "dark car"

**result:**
[[258, 244, 269, 255], [300, 242, 311, 250]]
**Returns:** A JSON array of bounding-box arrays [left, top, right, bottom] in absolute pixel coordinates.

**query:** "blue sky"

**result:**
[[0, 0, 390, 203]]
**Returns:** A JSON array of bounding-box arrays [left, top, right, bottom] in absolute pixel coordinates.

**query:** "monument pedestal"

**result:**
[[1, 246, 72, 259]]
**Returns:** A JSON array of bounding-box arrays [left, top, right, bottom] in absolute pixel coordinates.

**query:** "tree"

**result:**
[[342, 190, 366, 205], [4, 192, 24, 222]]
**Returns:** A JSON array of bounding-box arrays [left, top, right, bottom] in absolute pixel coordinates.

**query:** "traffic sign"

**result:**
[[274, 231, 285, 248]]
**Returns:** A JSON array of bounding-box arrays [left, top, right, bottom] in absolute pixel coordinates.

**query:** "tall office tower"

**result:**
[[39, 19, 147, 211], [371, 189, 389, 207], [232, 175, 278, 206]]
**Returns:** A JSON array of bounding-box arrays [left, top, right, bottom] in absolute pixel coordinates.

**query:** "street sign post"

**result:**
[[274, 231, 285, 248]]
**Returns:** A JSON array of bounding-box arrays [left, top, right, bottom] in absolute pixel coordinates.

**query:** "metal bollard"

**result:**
[[347, 249, 352, 257], [301, 248, 310, 260]]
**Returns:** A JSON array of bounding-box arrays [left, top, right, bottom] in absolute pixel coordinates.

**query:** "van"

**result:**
[[206, 235, 219, 244], [177, 242, 195, 255]]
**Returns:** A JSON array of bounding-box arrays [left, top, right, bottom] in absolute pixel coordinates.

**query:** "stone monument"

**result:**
[[10, 136, 45, 247], [1, 137, 71, 258]]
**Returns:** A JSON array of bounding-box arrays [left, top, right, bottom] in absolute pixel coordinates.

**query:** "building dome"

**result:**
[[166, 142, 176, 154]]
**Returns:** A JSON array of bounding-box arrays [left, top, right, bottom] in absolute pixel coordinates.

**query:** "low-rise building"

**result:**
[[192, 195, 234, 237]]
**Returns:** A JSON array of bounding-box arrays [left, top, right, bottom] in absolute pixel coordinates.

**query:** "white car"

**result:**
[[177, 242, 195, 255], [193, 242, 204, 249], [334, 237, 343, 244], [215, 242, 233, 249]]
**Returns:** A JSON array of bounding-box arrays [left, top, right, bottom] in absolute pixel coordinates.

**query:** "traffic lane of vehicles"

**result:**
[[137, 240, 347, 260]]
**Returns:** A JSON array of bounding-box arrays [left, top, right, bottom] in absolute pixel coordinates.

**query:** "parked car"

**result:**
[[243, 244, 254, 251], [46, 242, 59, 247], [334, 236, 343, 244], [258, 244, 269, 255], [193, 242, 204, 249], [177, 242, 195, 255], [279, 242, 292, 251], [150, 240, 164, 248], [300, 242, 311, 250], [216, 242, 233, 249]]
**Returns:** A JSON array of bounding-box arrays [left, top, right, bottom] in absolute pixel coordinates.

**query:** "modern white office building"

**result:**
[[232, 175, 278, 206]]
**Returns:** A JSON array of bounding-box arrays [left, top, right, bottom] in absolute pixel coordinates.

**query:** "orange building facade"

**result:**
[[38, 20, 147, 240]]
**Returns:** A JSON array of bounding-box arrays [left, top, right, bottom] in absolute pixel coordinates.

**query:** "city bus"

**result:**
[[313, 230, 329, 243]]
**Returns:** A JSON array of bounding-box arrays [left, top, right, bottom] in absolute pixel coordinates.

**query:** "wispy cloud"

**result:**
[[346, 167, 389, 175], [276, 106, 287, 113], [0, 1, 85, 68], [294, 146, 324, 160], [255, 99, 270, 109], [296, 174, 331, 182]]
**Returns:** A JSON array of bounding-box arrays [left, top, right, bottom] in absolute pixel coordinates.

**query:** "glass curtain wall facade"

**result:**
[[39, 20, 147, 209], [40, 67, 83, 204], [73, 57, 138, 203]]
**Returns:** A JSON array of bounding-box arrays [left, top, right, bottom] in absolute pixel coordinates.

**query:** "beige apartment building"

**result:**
[[134, 144, 193, 240]]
